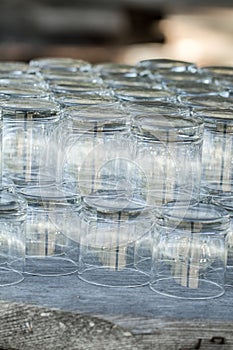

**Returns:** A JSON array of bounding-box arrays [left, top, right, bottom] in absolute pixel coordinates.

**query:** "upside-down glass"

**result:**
[[19, 185, 80, 276], [2, 98, 62, 188], [0, 86, 50, 99], [213, 196, 233, 269], [0, 61, 30, 75], [0, 190, 27, 286], [131, 113, 204, 208], [76, 196, 153, 287], [166, 80, 229, 99], [201, 66, 233, 91], [136, 59, 197, 81], [194, 108, 233, 197], [137, 58, 197, 72], [113, 86, 176, 104], [53, 92, 116, 108], [60, 103, 137, 199], [29, 57, 92, 73], [180, 94, 233, 110], [150, 202, 230, 299]]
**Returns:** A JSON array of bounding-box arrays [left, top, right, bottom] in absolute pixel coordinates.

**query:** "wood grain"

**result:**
[[0, 271, 233, 349]]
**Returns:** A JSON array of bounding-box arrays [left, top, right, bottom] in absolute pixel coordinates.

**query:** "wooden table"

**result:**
[[1, 269, 233, 350]]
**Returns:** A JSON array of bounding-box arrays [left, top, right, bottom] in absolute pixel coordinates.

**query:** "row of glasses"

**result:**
[[0, 61, 47, 286], [0, 59, 84, 281], [75, 59, 232, 298], [136, 59, 233, 294], [33, 58, 233, 297], [0, 57, 232, 301]]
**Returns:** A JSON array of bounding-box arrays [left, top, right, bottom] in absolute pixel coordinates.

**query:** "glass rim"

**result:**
[[132, 113, 203, 136], [64, 103, 127, 124], [180, 94, 233, 107], [19, 184, 81, 203], [0, 191, 27, 215], [2, 98, 60, 112], [155, 201, 230, 225], [29, 57, 91, 71], [83, 195, 149, 215], [194, 107, 233, 121], [136, 58, 196, 70]]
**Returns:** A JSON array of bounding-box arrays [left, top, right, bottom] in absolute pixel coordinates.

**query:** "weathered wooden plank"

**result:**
[[0, 271, 233, 349], [1, 302, 233, 350], [1, 273, 233, 323]]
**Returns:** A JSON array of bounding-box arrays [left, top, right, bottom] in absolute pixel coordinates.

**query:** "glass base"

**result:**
[[24, 255, 78, 277], [78, 266, 149, 288], [10, 172, 56, 188], [150, 277, 225, 300]]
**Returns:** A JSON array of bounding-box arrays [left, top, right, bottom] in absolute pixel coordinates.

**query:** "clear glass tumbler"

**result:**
[[196, 108, 233, 197], [131, 113, 204, 208], [213, 196, 233, 268], [150, 202, 230, 299], [77, 195, 153, 287], [19, 185, 80, 277], [0, 190, 27, 286], [60, 103, 134, 199], [2, 98, 62, 188]]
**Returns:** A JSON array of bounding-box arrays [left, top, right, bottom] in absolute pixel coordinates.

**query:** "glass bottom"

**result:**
[[11, 172, 56, 188], [150, 277, 225, 300], [24, 255, 78, 277], [0, 266, 24, 286], [78, 266, 149, 288]]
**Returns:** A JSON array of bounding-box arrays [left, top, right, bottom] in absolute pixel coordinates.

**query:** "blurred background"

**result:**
[[0, 0, 232, 66]]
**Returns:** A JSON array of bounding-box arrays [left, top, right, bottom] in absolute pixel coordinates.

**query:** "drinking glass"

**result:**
[[150, 202, 230, 299], [195, 108, 233, 197], [0, 190, 27, 286], [19, 185, 80, 276], [2, 98, 62, 188], [131, 113, 204, 207], [60, 103, 134, 199], [77, 196, 153, 287]]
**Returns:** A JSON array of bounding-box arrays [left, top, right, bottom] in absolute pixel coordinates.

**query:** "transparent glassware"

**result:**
[[60, 103, 135, 199], [2, 98, 62, 188], [180, 94, 233, 110], [157, 70, 211, 84], [54, 92, 116, 108], [0, 190, 27, 286], [0, 61, 30, 75], [0, 86, 50, 99], [93, 62, 137, 77], [201, 66, 233, 86], [150, 202, 230, 299], [29, 57, 92, 73], [166, 80, 229, 99], [213, 196, 233, 269], [47, 75, 103, 88], [195, 108, 233, 197], [113, 86, 176, 104], [41, 70, 96, 83], [126, 100, 191, 119], [131, 113, 204, 208], [77, 196, 153, 287], [49, 80, 104, 96], [103, 75, 151, 90], [0, 74, 48, 90], [202, 66, 233, 76], [19, 185, 80, 277], [136, 58, 197, 77]]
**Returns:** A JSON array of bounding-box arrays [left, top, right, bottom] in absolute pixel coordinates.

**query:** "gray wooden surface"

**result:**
[[1, 270, 233, 349]]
